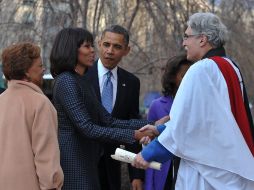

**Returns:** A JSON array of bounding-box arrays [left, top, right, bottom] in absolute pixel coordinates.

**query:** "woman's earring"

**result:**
[[25, 73, 31, 81]]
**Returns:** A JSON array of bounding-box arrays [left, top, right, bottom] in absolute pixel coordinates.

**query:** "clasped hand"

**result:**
[[132, 115, 170, 170], [134, 124, 157, 141], [134, 115, 170, 142]]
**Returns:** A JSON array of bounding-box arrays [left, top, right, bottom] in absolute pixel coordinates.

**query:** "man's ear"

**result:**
[[98, 39, 101, 47], [200, 35, 208, 47], [124, 46, 130, 56]]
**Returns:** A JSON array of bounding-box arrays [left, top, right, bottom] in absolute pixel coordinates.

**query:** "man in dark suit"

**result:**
[[87, 25, 144, 190]]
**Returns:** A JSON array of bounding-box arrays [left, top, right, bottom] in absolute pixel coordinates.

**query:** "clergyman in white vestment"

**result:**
[[133, 12, 254, 190]]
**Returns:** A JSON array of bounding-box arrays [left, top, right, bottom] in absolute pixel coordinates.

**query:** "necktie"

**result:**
[[101, 71, 113, 113]]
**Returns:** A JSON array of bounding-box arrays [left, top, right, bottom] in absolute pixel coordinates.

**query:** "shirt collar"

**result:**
[[202, 46, 226, 59], [98, 59, 118, 79]]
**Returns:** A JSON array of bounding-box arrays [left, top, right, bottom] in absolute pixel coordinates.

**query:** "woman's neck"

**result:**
[[74, 64, 87, 75]]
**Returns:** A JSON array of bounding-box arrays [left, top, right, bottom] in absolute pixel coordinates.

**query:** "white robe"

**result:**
[[158, 58, 254, 190]]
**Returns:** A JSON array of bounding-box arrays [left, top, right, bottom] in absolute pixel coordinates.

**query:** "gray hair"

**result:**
[[188, 12, 228, 48]]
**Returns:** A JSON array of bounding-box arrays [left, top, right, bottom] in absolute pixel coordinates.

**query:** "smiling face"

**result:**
[[26, 57, 45, 87], [98, 32, 130, 70], [182, 26, 203, 62], [182, 26, 213, 62]]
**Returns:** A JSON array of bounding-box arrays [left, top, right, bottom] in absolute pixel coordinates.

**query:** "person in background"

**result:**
[[87, 24, 144, 190], [50, 28, 165, 190], [133, 12, 254, 190], [0, 42, 63, 190], [145, 54, 192, 190]]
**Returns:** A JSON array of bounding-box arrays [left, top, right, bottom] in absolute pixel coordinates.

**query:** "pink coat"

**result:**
[[0, 80, 63, 190]]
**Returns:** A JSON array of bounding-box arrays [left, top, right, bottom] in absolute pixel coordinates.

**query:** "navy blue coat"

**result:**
[[52, 72, 148, 190]]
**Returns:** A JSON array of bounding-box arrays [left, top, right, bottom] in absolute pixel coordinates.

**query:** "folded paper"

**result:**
[[111, 148, 161, 170]]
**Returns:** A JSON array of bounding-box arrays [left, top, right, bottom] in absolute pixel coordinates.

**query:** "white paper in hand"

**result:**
[[111, 148, 161, 170]]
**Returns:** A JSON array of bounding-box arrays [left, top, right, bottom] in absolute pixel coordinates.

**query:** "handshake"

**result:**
[[134, 115, 170, 143]]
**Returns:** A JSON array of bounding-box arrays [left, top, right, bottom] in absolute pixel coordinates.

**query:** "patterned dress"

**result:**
[[53, 71, 149, 190]]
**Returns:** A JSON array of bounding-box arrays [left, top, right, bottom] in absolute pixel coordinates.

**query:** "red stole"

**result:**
[[210, 56, 254, 156]]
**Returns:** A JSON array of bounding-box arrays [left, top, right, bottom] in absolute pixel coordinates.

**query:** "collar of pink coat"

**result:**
[[7, 80, 43, 95]]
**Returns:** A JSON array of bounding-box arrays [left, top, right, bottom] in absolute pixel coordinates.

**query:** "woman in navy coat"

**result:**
[[50, 28, 154, 190]]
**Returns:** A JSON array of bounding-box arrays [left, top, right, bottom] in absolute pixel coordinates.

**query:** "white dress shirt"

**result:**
[[97, 59, 118, 108]]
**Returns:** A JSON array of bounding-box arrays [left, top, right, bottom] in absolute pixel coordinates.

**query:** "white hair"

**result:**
[[188, 12, 228, 48]]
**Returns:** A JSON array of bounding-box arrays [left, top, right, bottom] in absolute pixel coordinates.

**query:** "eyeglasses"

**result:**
[[182, 33, 201, 41]]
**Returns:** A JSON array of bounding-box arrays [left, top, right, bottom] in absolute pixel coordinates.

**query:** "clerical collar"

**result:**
[[202, 46, 226, 59]]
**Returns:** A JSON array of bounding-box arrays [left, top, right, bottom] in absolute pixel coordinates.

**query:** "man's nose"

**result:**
[[107, 46, 113, 54]]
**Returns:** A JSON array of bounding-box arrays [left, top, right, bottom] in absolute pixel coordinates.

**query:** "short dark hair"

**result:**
[[50, 28, 94, 77], [101, 25, 129, 46], [2, 42, 40, 80], [162, 53, 192, 97]]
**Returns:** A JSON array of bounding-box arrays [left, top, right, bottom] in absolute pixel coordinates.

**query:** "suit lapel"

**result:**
[[89, 63, 127, 114], [89, 61, 102, 102], [112, 68, 126, 114]]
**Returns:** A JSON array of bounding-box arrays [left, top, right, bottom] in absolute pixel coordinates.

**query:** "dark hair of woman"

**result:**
[[50, 28, 94, 77], [161, 54, 192, 97], [2, 42, 40, 80]]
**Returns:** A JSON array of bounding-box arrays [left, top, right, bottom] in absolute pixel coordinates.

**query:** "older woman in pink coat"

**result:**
[[0, 42, 64, 190]]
